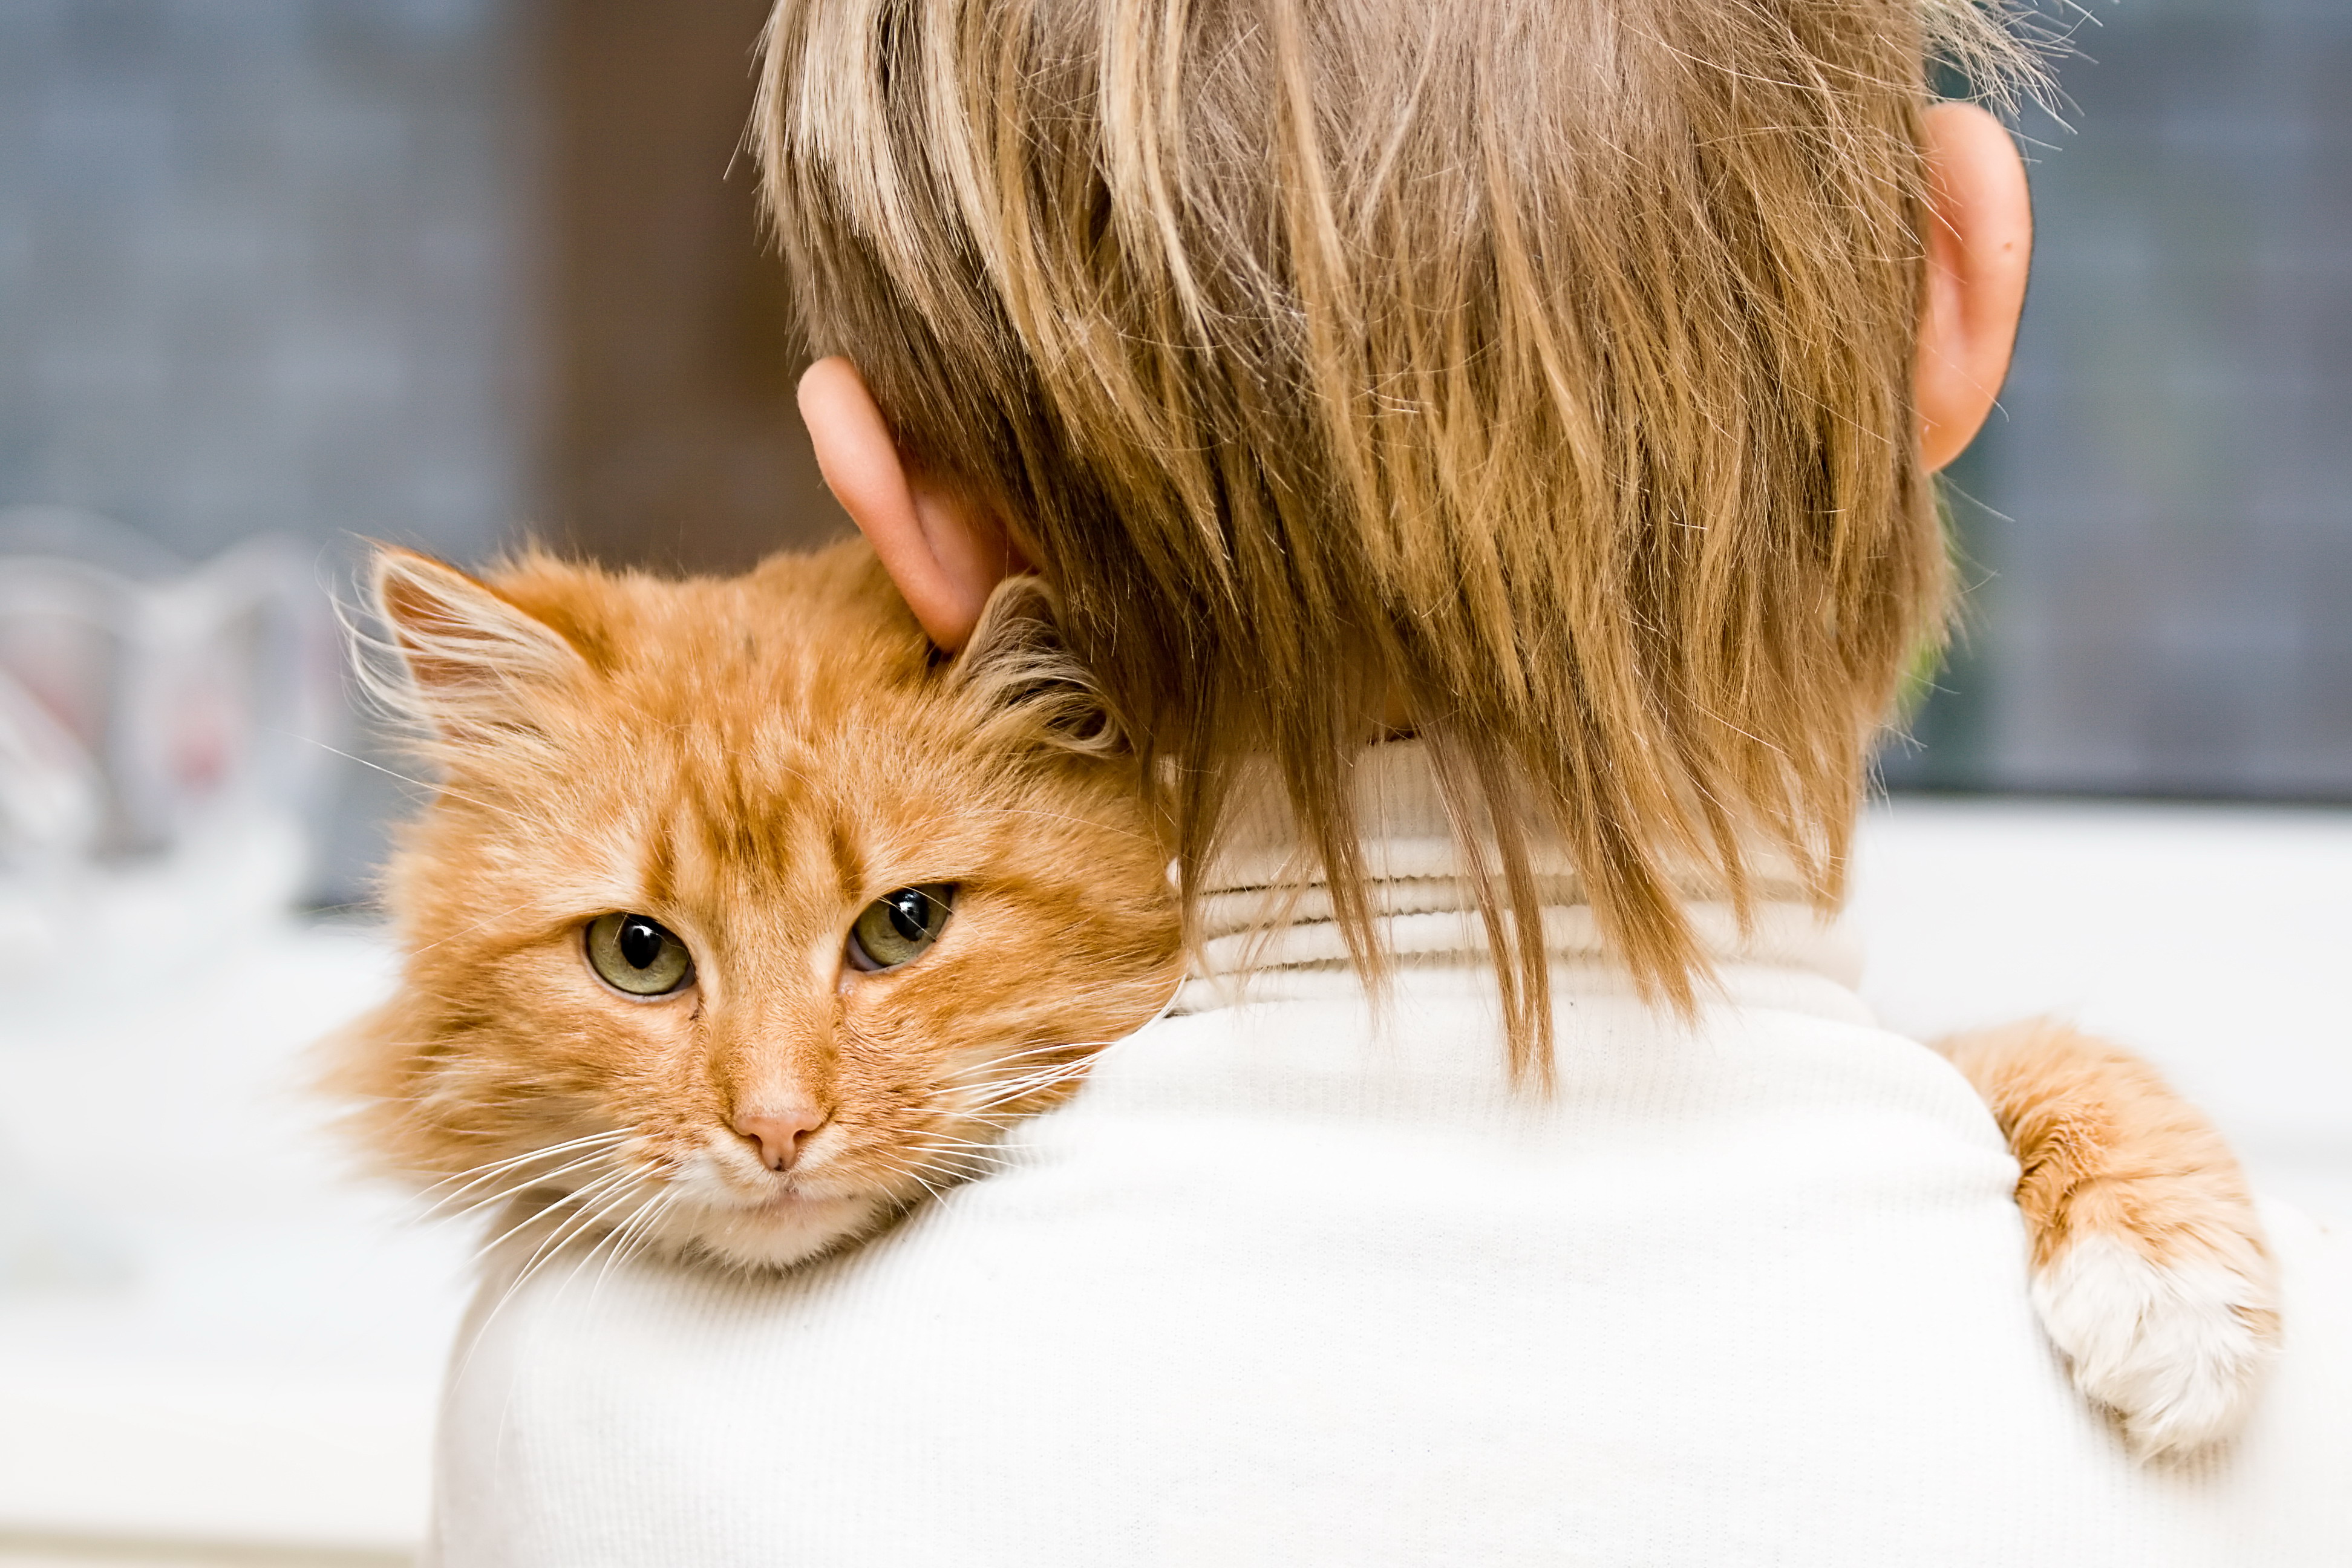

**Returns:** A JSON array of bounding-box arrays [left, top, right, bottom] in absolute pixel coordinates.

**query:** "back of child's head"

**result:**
[[756, 0, 2033, 1072]]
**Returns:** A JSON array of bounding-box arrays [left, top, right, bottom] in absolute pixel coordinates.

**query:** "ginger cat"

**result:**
[[329, 540, 2278, 1461]]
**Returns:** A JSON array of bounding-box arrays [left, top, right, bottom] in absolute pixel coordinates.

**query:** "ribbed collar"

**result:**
[[1177, 741, 1870, 1023]]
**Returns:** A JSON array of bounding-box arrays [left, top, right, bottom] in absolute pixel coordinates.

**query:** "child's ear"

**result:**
[[798, 356, 1025, 652], [1917, 102, 2034, 471], [368, 547, 588, 740], [952, 576, 1125, 757]]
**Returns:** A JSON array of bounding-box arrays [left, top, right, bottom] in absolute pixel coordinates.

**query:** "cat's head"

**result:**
[[328, 540, 1183, 1271]]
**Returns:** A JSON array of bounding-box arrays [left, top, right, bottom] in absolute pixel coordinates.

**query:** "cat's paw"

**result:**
[[2030, 1229, 2280, 1460]]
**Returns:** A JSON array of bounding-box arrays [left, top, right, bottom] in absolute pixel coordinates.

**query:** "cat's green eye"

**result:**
[[584, 912, 695, 997], [846, 884, 955, 973]]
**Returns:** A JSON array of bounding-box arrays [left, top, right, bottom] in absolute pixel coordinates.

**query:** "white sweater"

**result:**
[[433, 755, 2352, 1564]]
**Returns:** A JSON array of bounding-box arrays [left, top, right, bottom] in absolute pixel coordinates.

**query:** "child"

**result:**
[[423, 2, 2351, 1559], [769, 0, 2031, 1065]]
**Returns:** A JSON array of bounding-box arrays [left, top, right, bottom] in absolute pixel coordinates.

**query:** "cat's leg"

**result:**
[[1936, 1019, 2281, 1460]]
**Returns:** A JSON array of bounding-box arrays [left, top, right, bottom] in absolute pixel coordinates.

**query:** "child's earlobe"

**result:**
[[797, 356, 1021, 652]]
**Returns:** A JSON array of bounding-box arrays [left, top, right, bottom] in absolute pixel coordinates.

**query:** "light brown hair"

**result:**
[[754, 0, 2033, 1076]]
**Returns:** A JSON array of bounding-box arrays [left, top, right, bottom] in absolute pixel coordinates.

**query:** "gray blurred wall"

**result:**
[[0, 0, 528, 898], [1891, 0, 2352, 797]]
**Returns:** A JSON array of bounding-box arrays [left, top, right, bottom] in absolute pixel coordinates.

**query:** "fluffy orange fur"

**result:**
[[1938, 1021, 2280, 1458], [330, 538, 2276, 1458], [327, 540, 1181, 1271]]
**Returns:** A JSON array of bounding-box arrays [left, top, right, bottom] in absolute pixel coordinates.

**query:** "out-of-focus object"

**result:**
[[0, 506, 344, 984], [0, 506, 348, 1319], [0, 528, 452, 1566]]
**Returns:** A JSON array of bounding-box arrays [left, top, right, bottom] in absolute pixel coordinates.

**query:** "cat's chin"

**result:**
[[664, 1189, 896, 1273]]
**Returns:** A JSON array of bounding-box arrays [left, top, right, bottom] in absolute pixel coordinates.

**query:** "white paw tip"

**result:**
[[2031, 1233, 2279, 1460]]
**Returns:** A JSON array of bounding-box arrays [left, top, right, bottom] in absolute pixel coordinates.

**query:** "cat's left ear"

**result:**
[[952, 576, 1125, 756], [367, 547, 589, 742]]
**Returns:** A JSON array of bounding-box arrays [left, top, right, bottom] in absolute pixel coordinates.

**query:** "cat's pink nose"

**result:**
[[732, 1102, 829, 1172]]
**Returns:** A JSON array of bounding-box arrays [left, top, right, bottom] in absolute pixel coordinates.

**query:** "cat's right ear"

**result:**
[[367, 547, 588, 743], [952, 576, 1125, 757]]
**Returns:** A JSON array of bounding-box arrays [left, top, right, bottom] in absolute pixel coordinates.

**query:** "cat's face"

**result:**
[[332, 542, 1183, 1271]]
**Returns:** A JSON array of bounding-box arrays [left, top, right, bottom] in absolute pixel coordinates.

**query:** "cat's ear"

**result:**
[[952, 576, 1125, 756], [366, 547, 589, 741]]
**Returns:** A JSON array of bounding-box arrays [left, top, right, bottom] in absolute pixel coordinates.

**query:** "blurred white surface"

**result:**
[[1851, 796, 2352, 1224], [0, 916, 461, 1565], [0, 795, 2344, 1564]]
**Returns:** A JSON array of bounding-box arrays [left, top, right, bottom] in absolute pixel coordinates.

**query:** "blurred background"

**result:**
[[1891, 0, 2352, 799], [0, 0, 844, 911], [0, 1, 2344, 1563]]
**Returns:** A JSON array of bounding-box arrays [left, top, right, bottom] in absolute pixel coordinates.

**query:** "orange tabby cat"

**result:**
[[332, 541, 1181, 1273], [329, 540, 2276, 1460]]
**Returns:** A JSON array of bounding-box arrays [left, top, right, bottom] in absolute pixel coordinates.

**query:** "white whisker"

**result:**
[[423, 1131, 629, 1195], [293, 735, 535, 830], [474, 1164, 633, 1269], [492, 1169, 647, 1315], [419, 1134, 632, 1220], [593, 1187, 680, 1295]]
